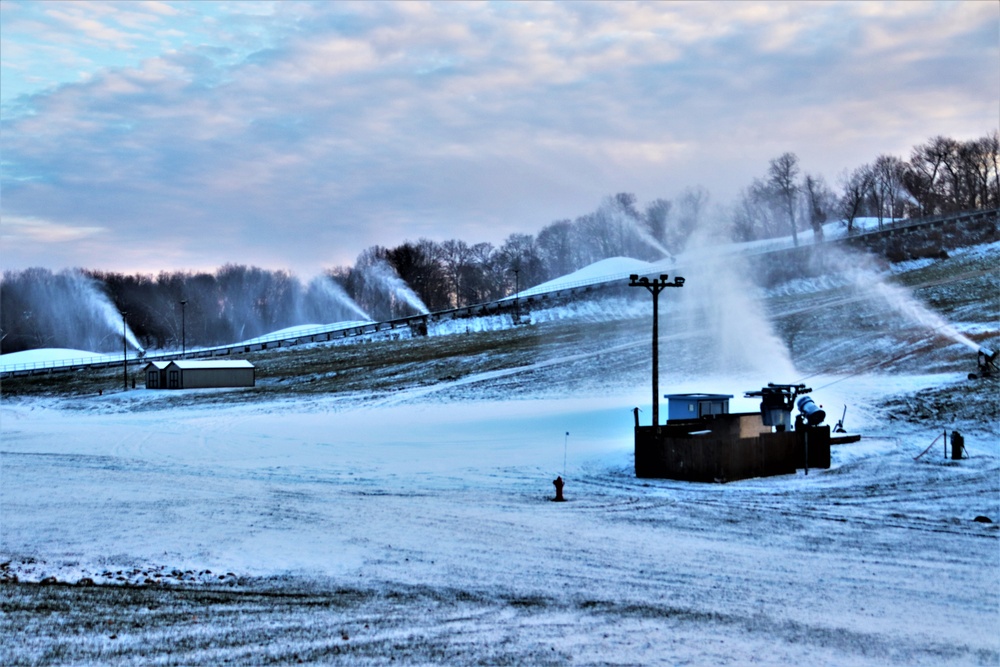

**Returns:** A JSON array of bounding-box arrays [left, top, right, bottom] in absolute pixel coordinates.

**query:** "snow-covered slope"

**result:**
[[2, 240, 998, 665]]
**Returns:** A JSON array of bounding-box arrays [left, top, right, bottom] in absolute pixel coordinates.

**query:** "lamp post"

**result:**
[[180, 299, 187, 357], [122, 311, 128, 391], [628, 274, 684, 428], [513, 268, 520, 324]]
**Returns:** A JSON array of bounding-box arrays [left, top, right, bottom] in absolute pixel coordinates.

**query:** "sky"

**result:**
[[1, 1, 997, 277]]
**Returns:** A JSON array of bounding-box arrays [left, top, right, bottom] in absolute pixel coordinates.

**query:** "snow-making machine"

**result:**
[[971, 346, 998, 379]]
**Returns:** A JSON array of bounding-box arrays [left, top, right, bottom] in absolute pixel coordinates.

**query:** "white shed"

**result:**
[[145, 360, 255, 389], [143, 361, 171, 389]]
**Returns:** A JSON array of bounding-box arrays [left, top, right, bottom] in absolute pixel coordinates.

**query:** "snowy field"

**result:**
[[2, 237, 999, 665], [3, 369, 998, 665]]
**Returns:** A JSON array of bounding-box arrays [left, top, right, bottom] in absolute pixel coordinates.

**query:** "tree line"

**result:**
[[0, 193, 705, 352], [734, 131, 999, 244], [2, 131, 996, 354]]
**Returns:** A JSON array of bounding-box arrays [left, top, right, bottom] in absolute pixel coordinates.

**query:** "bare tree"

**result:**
[[498, 233, 544, 292], [536, 219, 575, 280], [732, 177, 785, 241], [768, 152, 801, 246], [466, 242, 500, 304], [870, 154, 908, 229], [838, 164, 874, 234], [987, 130, 1000, 208], [730, 190, 759, 242], [802, 173, 834, 242], [905, 136, 954, 216], [440, 239, 474, 308], [960, 134, 1000, 210]]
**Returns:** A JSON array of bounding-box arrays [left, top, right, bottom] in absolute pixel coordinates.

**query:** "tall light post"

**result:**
[[122, 311, 129, 391], [628, 274, 684, 428], [512, 268, 520, 324], [180, 299, 187, 357]]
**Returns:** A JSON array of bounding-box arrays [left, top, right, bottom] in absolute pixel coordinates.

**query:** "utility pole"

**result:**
[[628, 274, 684, 428], [180, 299, 187, 357], [513, 268, 520, 324], [122, 311, 128, 391]]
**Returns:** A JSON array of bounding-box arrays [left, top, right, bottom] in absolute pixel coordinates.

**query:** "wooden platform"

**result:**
[[635, 413, 831, 483]]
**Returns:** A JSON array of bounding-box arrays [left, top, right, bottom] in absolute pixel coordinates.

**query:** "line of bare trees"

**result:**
[[3, 131, 996, 354], [734, 131, 999, 243], [330, 189, 709, 316], [844, 133, 999, 231], [1, 192, 709, 353]]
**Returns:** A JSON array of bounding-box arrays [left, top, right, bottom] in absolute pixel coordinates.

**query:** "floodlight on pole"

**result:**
[[180, 299, 187, 357], [628, 274, 684, 428]]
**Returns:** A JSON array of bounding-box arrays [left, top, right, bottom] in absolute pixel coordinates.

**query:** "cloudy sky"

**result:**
[[2, 1, 997, 276]]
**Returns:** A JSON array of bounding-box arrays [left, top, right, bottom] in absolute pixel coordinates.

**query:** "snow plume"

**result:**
[[674, 224, 798, 379], [300, 275, 370, 323], [354, 259, 429, 319], [598, 196, 672, 260], [0, 268, 143, 354], [190, 265, 373, 347], [811, 246, 981, 352]]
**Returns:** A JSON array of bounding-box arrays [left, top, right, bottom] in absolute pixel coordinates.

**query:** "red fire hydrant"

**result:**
[[553, 476, 565, 502]]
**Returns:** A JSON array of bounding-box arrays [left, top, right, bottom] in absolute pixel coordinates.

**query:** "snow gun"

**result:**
[[744, 383, 816, 432], [796, 395, 826, 427], [976, 347, 997, 378]]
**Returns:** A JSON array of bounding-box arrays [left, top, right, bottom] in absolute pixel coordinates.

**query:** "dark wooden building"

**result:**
[[635, 394, 831, 482]]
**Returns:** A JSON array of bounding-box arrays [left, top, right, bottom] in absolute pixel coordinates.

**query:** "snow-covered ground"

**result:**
[[3, 367, 998, 664], [2, 235, 998, 665]]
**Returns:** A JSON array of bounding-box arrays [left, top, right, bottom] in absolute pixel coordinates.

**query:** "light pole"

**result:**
[[122, 311, 129, 391], [628, 274, 684, 428], [180, 299, 187, 357], [513, 268, 520, 324]]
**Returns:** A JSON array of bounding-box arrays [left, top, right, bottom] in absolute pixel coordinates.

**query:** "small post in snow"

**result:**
[[804, 429, 809, 476], [563, 431, 569, 478]]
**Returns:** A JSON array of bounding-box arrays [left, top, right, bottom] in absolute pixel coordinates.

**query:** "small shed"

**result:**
[[663, 393, 733, 421], [144, 360, 255, 389], [143, 361, 171, 389]]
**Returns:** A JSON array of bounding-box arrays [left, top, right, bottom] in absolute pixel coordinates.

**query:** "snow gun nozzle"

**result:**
[[980, 347, 997, 362], [796, 396, 826, 427]]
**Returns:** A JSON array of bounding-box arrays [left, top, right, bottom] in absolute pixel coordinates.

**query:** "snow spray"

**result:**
[[673, 223, 798, 378], [818, 246, 981, 353], [301, 275, 370, 323], [602, 199, 672, 259], [198, 268, 371, 346], [361, 259, 430, 316], [1, 269, 144, 353]]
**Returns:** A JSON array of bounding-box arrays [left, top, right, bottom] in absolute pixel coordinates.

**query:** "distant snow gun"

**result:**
[[833, 405, 847, 434], [975, 347, 997, 379]]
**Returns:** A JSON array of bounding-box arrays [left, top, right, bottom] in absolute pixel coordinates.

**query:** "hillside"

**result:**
[[2, 236, 998, 666], [3, 236, 997, 425]]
